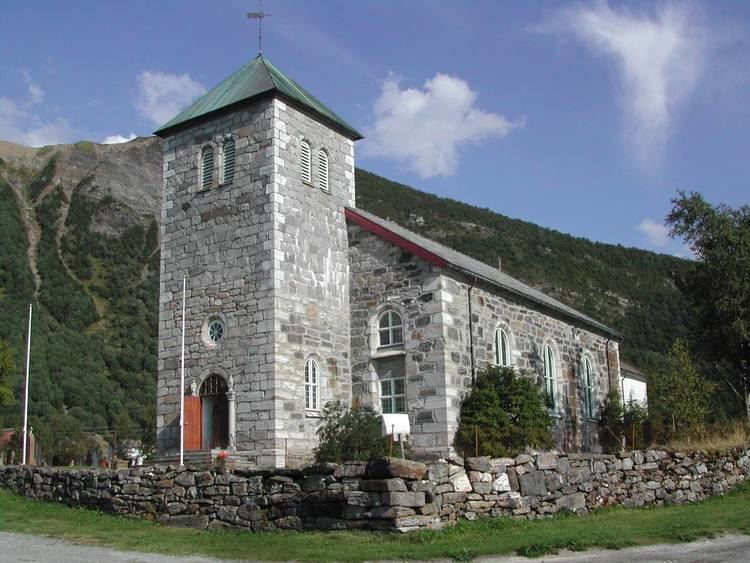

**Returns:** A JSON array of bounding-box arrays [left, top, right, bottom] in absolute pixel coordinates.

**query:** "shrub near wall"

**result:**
[[1, 448, 749, 533]]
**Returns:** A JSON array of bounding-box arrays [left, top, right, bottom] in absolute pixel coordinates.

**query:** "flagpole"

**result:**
[[179, 276, 186, 466], [21, 303, 32, 466]]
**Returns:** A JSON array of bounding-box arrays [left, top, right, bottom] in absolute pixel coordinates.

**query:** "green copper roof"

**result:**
[[154, 55, 363, 139]]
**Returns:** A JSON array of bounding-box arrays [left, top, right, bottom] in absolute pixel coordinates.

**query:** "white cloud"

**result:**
[[136, 71, 206, 126], [544, 1, 710, 167], [637, 218, 671, 247], [21, 70, 45, 106], [0, 82, 74, 147], [101, 133, 137, 144], [363, 74, 523, 178]]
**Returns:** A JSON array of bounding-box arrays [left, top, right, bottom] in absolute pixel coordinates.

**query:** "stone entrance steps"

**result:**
[[147, 450, 262, 469]]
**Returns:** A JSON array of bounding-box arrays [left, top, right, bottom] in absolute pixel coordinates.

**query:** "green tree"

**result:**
[[599, 391, 625, 453], [47, 412, 91, 465], [454, 366, 552, 457], [314, 402, 389, 463], [667, 191, 750, 422], [0, 339, 16, 407], [649, 339, 714, 438]]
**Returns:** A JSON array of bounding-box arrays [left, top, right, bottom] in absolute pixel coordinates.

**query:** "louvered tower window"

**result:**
[[201, 146, 214, 189], [318, 150, 329, 192], [223, 139, 235, 184], [300, 140, 311, 184]]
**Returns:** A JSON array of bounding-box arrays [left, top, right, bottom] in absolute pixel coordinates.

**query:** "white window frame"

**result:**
[[380, 376, 406, 414], [300, 140, 312, 184], [378, 310, 404, 348], [495, 327, 511, 367], [305, 358, 320, 411], [582, 356, 596, 419], [201, 145, 214, 190], [318, 149, 329, 192], [543, 343, 557, 411]]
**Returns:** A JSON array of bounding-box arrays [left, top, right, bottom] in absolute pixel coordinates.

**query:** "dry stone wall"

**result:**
[[2, 449, 748, 533]]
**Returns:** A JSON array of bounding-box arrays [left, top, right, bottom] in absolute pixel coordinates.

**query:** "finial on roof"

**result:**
[[247, 0, 271, 55]]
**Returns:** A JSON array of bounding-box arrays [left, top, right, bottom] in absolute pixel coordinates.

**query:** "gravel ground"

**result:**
[[1, 531, 749, 562]]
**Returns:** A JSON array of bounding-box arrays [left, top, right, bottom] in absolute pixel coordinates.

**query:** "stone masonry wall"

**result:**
[[440, 277, 620, 453], [348, 225, 449, 456], [158, 100, 278, 451], [2, 449, 748, 533], [268, 99, 354, 445]]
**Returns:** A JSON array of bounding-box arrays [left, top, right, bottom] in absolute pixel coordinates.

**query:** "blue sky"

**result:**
[[2, 1, 749, 255]]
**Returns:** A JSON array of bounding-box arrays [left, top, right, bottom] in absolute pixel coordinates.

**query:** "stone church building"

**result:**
[[154, 55, 623, 467]]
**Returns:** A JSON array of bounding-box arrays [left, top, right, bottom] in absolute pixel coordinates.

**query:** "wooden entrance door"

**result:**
[[184, 395, 202, 450]]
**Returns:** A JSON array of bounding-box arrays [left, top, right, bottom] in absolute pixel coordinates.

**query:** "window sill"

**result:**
[[303, 180, 314, 188], [305, 410, 323, 418], [372, 349, 406, 360]]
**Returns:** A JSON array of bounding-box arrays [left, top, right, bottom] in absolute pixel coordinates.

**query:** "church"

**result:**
[[154, 55, 623, 467]]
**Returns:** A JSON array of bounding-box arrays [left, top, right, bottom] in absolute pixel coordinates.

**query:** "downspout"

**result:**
[[467, 280, 476, 384], [605, 337, 612, 395]]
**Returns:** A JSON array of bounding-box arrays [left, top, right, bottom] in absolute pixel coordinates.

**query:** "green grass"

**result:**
[[1, 484, 749, 561]]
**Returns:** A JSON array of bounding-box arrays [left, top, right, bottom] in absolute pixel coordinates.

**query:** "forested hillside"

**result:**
[[0, 138, 692, 457], [356, 169, 692, 370]]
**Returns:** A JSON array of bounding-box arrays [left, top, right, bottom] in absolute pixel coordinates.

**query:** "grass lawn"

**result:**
[[0, 483, 749, 561]]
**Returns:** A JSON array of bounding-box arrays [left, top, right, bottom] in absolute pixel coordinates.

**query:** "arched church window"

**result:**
[[222, 139, 235, 184], [200, 373, 228, 396], [300, 140, 311, 184], [543, 343, 557, 411], [378, 311, 403, 347], [495, 328, 511, 367], [305, 358, 320, 411], [201, 145, 214, 189], [318, 149, 329, 192], [582, 356, 596, 418]]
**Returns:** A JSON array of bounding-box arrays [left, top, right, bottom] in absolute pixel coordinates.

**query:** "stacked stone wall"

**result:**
[[3, 449, 747, 533]]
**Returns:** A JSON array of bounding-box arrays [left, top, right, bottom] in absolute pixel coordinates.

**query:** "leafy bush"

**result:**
[[454, 366, 553, 457], [314, 401, 388, 463]]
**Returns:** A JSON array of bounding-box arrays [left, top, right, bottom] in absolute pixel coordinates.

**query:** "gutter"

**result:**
[[468, 280, 477, 384]]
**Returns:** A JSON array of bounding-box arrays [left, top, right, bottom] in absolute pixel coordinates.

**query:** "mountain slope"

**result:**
[[0, 137, 690, 455]]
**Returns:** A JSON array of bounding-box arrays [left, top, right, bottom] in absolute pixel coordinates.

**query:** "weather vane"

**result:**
[[247, 0, 271, 55]]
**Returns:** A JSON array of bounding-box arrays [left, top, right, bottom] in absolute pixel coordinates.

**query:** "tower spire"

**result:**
[[247, 0, 271, 55]]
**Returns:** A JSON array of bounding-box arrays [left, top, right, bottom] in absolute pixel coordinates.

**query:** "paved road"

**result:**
[[477, 534, 750, 563], [1, 531, 749, 562]]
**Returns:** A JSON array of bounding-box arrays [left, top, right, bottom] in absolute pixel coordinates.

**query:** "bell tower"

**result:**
[[154, 55, 362, 466]]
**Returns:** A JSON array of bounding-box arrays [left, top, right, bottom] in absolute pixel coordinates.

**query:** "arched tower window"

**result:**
[[543, 344, 557, 411], [495, 328, 511, 367], [222, 139, 235, 184], [318, 149, 329, 192], [305, 358, 320, 411], [378, 311, 403, 348], [582, 356, 595, 418], [300, 140, 311, 184], [201, 145, 214, 189]]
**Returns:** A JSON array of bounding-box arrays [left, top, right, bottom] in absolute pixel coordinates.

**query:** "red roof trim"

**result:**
[[345, 208, 448, 269]]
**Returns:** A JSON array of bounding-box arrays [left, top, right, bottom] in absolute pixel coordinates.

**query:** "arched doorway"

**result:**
[[200, 374, 229, 449]]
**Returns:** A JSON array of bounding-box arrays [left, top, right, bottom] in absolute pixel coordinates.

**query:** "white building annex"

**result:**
[[154, 55, 638, 467]]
